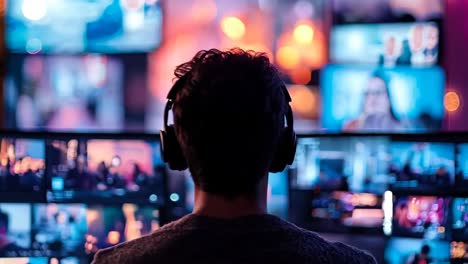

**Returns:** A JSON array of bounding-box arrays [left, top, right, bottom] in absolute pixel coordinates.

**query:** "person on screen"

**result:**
[[0, 211, 25, 254], [92, 48, 376, 264], [399, 24, 426, 66], [343, 71, 408, 132], [423, 24, 439, 65], [406, 245, 432, 264], [378, 35, 403, 67]]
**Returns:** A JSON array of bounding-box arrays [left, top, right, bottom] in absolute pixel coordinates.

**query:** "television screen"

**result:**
[[4, 55, 124, 131], [6, 0, 162, 53], [309, 191, 383, 233], [32, 204, 87, 257], [452, 198, 468, 242], [452, 241, 468, 262], [333, 0, 443, 24], [392, 196, 449, 239], [388, 141, 455, 192], [291, 136, 390, 194], [321, 65, 445, 133], [385, 237, 450, 264], [331, 23, 439, 66], [0, 138, 45, 202], [46, 138, 164, 204], [0, 204, 31, 257], [85, 204, 160, 254]]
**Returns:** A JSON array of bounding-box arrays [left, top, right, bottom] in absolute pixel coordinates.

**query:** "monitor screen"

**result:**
[[333, 0, 443, 24], [388, 141, 455, 192], [85, 204, 159, 254], [4, 55, 124, 131], [452, 198, 468, 242], [321, 65, 445, 133], [309, 191, 383, 233], [291, 136, 390, 194], [0, 137, 45, 202], [331, 23, 439, 66], [385, 237, 450, 264], [6, 0, 162, 53], [392, 196, 449, 239], [46, 138, 164, 204], [0, 204, 31, 257], [31, 204, 87, 257]]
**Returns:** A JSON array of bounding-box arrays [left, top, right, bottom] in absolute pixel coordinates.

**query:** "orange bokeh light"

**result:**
[[294, 24, 314, 45], [276, 46, 300, 70], [290, 67, 311, 85], [444, 91, 460, 112], [289, 85, 317, 118], [221, 16, 246, 40]]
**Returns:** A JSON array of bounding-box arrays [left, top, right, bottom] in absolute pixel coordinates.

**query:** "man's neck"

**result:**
[[192, 176, 268, 219]]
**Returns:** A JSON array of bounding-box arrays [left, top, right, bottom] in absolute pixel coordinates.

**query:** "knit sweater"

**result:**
[[92, 213, 376, 264]]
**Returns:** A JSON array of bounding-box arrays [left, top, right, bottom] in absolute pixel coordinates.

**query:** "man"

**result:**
[[93, 48, 376, 264]]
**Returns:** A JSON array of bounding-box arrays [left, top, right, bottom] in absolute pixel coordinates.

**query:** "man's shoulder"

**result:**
[[91, 220, 180, 264], [284, 223, 376, 263]]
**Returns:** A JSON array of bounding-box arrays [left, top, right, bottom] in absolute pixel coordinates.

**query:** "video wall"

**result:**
[[289, 134, 468, 263]]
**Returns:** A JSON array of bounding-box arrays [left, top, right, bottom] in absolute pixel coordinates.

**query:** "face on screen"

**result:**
[[86, 204, 159, 253], [0, 138, 45, 201], [321, 65, 445, 133], [331, 23, 439, 66], [392, 196, 449, 239], [388, 142, 455, 191], [6, 0, 162, 53], [46, 138, 164, 203], [292, 137, 390, 194]]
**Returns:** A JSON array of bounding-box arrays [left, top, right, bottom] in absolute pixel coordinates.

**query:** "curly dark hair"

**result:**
[[172, 48, 288, 197]]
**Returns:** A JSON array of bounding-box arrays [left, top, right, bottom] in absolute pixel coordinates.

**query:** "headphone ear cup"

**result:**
[[269, 129, 297, 173], [160, 126, 188, 171]]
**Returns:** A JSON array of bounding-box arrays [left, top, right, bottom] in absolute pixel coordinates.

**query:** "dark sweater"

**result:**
[[92, 214, 376, 264]]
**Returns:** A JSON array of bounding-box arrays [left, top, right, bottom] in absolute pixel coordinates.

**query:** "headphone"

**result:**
[[160, 75, 297, 173]]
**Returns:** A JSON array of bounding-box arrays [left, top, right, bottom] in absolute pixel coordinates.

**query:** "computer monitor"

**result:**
[[388, 141, 455, 192], [6, 0, 163, 53], [0, 136, 45, 202], [392, 196, 449, 240], [46, 135, 165, 204], [452, 198, 468, 242], [385, 237, 450, 264], [321, 65, 445, 133], [331, 22, 439, 66], [31, 204, 87, 257], [309, 191, 384, 233], [291, 136, 390, 194], [4, 55, 124, 131], [0, 203, 31, 257]]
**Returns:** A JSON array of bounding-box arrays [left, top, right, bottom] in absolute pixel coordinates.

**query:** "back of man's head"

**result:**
[[172, 48, 288, 198]]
